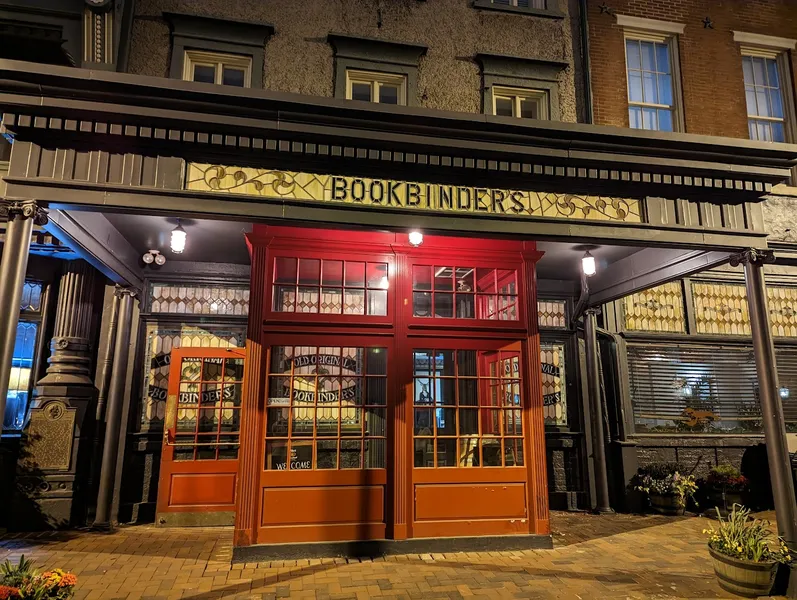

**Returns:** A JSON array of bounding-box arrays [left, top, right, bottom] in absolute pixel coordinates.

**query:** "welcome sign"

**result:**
[[186, 164, 642, 223]]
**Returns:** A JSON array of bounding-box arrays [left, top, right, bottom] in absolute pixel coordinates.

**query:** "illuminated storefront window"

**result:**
[[265, 345, 387, 470], [412, 347, 524, 468]]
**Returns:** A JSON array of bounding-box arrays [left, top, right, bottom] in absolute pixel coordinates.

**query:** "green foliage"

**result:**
[[704, 504, 792, 564], [0, 556, 76, 599], [630, 463, 698, 509]]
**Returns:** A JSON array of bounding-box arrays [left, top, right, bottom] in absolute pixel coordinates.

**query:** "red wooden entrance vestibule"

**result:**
[[234, 226, 548, 547]]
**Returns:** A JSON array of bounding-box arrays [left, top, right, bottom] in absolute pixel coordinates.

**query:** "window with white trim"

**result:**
[[743, 50, 788, 142], [183, 50, 252, 88], [625, 35, 678, 131], [346, 70, 407, 105], [492, 86, 548, 120]]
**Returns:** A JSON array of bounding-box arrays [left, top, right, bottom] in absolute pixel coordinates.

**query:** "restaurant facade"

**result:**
[[0, 0, 796, 557]]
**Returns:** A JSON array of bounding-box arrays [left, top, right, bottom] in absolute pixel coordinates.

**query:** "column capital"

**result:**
[[584, 306, 602, 316], [730, 248, 776, 267], [0, 199, 48, 226], [113, 286, 138, 299]]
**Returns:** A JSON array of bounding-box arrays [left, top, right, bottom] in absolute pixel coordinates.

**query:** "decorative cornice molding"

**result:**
[[475, 52, 569, 82], [327, 33, 427, 66], [163, 12, 274, 48], [733, 31, 796, 50], [616, 14, 685, 35]]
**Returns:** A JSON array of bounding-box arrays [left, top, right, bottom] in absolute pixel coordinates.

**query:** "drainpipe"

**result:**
[[579, 0, 594, 124]]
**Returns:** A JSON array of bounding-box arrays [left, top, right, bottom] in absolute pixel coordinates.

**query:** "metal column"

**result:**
[[93, 287, 135, 530], [736, 250, 797, 550], [0, 200, 46, 424], [585, 308, 613, 514]]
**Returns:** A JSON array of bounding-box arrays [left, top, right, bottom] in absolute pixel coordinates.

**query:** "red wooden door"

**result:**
[[156, 347, 246, 526], [257, 333, 391, 543], [409, 338, 530, 538]]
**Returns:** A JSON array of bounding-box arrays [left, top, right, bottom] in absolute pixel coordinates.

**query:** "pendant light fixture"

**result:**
[[170, 220, 187, 254]]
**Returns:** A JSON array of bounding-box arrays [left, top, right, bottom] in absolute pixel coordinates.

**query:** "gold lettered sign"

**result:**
[[185, 163, 642, 223]]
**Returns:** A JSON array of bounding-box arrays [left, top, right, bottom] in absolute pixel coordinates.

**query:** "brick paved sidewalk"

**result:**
[[0, 512, 781, 599]]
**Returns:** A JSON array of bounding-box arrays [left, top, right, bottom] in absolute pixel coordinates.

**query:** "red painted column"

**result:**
[[234, 236, 269, 546], [522, 247, 550, 535]]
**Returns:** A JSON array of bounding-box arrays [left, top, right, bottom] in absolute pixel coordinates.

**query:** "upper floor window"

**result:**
[[734, 31, 797, 143], [743, 53, 787, 142], [346, 70, 406, 105], [493, 86, 548, 120], [625, 37, 676, 131], [183, 50, 251, 87]]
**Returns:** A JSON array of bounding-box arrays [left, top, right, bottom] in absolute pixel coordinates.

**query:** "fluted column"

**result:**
[[0, 199, 47, 424], [37, 260, 97, 386]]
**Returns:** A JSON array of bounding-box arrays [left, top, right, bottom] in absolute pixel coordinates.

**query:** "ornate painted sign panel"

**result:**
[[186, 164, 643, 223]]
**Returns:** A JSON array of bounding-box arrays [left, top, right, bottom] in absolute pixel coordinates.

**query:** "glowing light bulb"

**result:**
[[582, 251, 596, 277], [171, 222, 187, 254], [408, 231, 423, 247]]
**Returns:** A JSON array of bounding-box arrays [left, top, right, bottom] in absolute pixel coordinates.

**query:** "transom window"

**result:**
[[273, 257, 388, 316], [493, 87, 548, 120], [346, 70, 407, 105], [412, 265, 518, 320], [172, 356, 244, 461], [265, 346, 387, 470], [183, 50, 251, 87], [625, 37, 676, 131], [743, 53, 787, 142], [413, 348, 524, 468]]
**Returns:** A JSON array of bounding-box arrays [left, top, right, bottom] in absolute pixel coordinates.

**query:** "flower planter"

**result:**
[[708, 545, 777, 597], [649, 492, 685, 516], [707, 489, 744, 513]]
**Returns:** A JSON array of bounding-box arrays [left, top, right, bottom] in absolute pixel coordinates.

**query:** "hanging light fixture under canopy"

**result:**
[[582, 251, 597, 277], [170, 220, 187, 254]]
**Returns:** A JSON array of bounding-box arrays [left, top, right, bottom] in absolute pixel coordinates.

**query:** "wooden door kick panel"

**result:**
[[414, 483, 527, 521], [261, 485, 384, 526], [168, 473, 237, 507]]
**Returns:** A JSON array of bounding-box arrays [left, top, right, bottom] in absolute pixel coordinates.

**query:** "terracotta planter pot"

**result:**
[[649, 492, 685, 516], [708, 546, 777, 598]]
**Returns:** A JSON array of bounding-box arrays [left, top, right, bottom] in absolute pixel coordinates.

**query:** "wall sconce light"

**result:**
[[582, 251, 597, 277], [171, 220, 187, 254], [408, 231, 423, 247], [142, 249, 166, 266]]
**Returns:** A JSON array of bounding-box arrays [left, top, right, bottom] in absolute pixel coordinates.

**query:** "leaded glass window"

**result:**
[[538, 300, 567, 328], [623, 282, 686, 333], [149, 283, 249, 315], [273, 257, 388, 316], [541, 342, 566, 426], [141, 324, 246, 428]]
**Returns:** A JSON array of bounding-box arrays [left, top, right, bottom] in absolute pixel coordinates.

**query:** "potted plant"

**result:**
[[704, 464, 748, 513], [0, 555, 77, 599], [630, 463, 698, 515], [704, 504, 792, 598]]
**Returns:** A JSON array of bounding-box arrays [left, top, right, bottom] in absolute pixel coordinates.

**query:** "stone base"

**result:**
[[233, 534, 554, 562]]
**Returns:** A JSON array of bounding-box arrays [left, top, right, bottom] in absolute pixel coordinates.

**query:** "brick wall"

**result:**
[[588, 0, 797, 138]]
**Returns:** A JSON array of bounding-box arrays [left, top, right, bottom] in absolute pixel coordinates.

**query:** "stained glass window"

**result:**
[[149, 283, 249, 316], [541, 342, 567, 426], [273, 257, 388, 316], [538, 300, 567, 328], [140, 325, 246, 428]]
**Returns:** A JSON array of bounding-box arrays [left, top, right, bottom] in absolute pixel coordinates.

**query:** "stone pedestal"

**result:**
[[12, 260, 98, 530]]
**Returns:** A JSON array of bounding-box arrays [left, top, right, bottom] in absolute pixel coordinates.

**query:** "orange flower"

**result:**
[[59, 573, 77, 587], [0, 586, 21, 599]]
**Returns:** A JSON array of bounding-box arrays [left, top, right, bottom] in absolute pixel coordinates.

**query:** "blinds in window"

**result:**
[[628, 344, 797, 434]]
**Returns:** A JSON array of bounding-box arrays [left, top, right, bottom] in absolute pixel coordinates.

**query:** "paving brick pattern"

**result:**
[[0, 512, 782, 599]]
